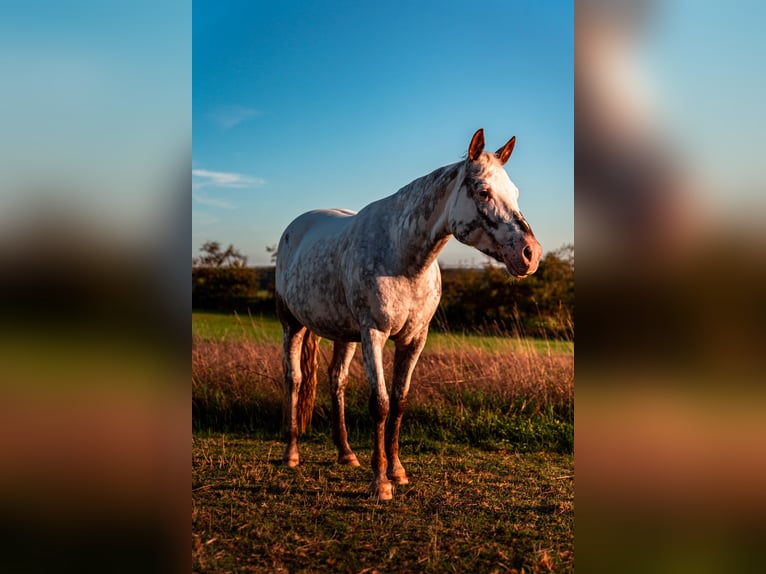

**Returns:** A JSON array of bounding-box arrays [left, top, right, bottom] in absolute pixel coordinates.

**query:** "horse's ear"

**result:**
[[495, 136, 516, 165], [468, 129, 485, 161]]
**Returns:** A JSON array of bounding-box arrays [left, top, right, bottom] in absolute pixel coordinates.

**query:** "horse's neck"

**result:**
[[387, 161, 463, 275]]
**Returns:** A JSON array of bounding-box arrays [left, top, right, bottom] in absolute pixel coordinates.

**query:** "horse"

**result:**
[[275, 129, 542, 500]]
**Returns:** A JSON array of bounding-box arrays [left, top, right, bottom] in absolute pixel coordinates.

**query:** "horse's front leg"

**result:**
[[361, 327, 392, 500], [386, 329, 428, 485]]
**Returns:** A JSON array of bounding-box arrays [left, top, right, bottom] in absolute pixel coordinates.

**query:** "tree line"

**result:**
[[192, 242, 573, 339]]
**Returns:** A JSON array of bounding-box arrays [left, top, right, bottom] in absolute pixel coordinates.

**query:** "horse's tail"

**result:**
[[297, 331, 320, 434]]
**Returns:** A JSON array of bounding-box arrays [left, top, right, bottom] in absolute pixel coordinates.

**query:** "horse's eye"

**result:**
[[477, 189, 491, 201]]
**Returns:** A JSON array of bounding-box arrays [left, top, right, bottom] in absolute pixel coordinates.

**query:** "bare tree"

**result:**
[[194, 241, 248, 268]]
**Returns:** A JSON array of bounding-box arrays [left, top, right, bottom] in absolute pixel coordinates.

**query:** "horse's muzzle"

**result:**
[[507, 237, 542, 278]]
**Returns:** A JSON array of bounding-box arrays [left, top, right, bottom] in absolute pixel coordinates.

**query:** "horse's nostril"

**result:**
[[522, 245, 533, 262]]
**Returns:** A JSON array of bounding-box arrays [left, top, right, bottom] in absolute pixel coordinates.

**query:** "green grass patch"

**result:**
[[193, 387, 572, 454], [426, 330, 572, 355], [192, 311, 283, 343], [193, 435, 574, 573], [192, 311, 573, 355]]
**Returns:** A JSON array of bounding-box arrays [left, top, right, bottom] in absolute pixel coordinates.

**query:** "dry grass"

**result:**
[[192, 335, 573, 451]]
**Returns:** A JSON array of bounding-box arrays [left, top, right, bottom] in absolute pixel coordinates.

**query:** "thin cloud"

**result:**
[[210, 105, 260, 129], [193, 192, 235, 209], [192, 168, 266, 189]]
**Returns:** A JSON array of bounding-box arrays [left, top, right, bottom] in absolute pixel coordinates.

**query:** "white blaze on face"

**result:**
[[489, 168, 521, 218]]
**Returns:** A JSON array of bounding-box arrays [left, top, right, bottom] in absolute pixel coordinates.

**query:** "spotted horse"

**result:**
[[275, 129, 542, 500]]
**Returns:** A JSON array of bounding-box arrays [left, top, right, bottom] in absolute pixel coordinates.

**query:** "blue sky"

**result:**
[[193, 1, 573, 266]]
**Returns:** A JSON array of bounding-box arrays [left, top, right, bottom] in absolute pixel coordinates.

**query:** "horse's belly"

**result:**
[[288, 290, 361, 341], [297, 311, 362, 342], [280, 262, 361, 341]]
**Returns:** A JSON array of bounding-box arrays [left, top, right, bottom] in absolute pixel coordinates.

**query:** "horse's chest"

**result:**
[[369, 273, 441, 335]]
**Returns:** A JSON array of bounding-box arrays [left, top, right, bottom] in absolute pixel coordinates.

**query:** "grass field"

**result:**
[[192, 311, 574, 356], [192, 311, 574, 572], [193, 435, 574, 572]]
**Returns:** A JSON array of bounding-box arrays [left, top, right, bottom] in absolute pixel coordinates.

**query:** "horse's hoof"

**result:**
[[338, 453, 360, 467], [387, 463, 409, 484], [388, 473, 409, 485], [369, 480, 393, 501], [283, 457, 300, 467], [282, 449, 300, 467]]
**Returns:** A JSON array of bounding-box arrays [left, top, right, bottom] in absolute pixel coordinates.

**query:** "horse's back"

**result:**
[[279, 207, 354, 262], [280, 208, 355, 245]]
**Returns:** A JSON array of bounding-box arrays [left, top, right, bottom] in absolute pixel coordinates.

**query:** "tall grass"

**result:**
[[192, 317, 573, 452]]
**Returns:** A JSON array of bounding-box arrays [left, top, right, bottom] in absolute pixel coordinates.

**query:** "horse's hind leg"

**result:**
[[386, 329, 428, 485], [277, 297, 307, 467], [329, 341, 359, 466]]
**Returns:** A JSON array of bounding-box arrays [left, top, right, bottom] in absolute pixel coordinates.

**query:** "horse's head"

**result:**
[[448, 129, 542, 278]]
